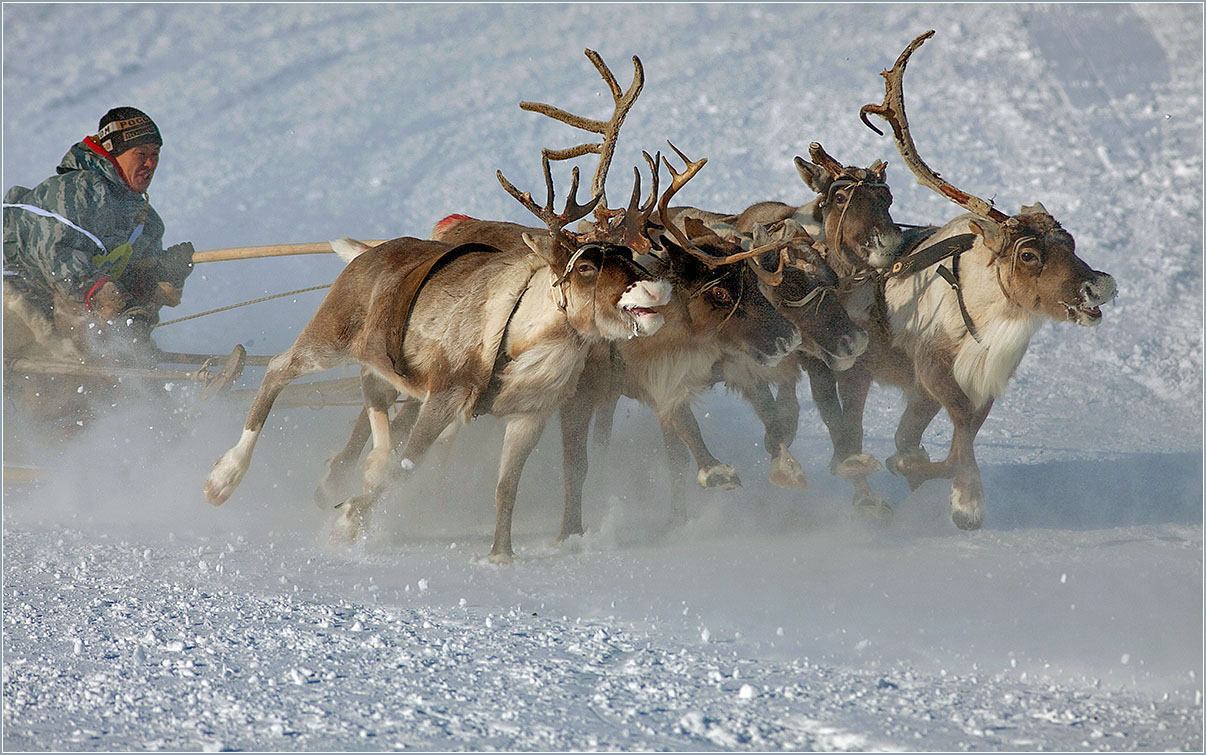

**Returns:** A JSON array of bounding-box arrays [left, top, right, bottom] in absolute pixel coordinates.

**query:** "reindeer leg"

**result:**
[[490, 414, 547, 564], [806, 359, 889, 520], [360, 373, 400, 494], [389, 399, 422, 449], [944, 398, 993, 530], [833, 362, 881, 478], [316, 396, 420, 508], [315, 408, 372, 508], [670, 404, 740, 490], [886, 390, 942, 489], [334, 387, 467, 543], [591, 390, 620, 450], [740, 379, 807, 489], [771, 377, 804, 476], [205, 344, 339, 506], [659, 419, 693, 528], [902, 362, 994, 530], [808, 361, 859, 474], [558, 394, 594, 542]]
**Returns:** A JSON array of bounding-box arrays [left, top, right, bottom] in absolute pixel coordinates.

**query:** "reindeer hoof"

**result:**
[[853, 494, 894, 524], [203, 470, 240, 507], [769, 456, 808, 489], [487, 550, 515, 565], [886, 447, 930, 476], [950, 484, 984, 530], [832, 453, 882, 480], [330, 493, 374, 544], [698, 464, 741, 490], [555, 526, 585, 545]]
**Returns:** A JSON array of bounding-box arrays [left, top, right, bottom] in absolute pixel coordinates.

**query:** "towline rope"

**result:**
[[152, 283, 332, 329]]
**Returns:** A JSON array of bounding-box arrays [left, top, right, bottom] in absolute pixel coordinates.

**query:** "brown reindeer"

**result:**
[[311, 48, 654, 512], [203, 151, 673, 563], [811, 30, 1117, 529]]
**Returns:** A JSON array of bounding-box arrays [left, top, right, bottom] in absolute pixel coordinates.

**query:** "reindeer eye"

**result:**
[[833, 191, 849, 205], [576, 261, 598, 275], [710, 286, 733, 303], [1019, 249, 1040, 265]]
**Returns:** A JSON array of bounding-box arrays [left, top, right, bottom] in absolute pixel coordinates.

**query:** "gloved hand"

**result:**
[[151, 281, 182, 307], [161, 241, 196, 286], [90, 280, 129, 321]]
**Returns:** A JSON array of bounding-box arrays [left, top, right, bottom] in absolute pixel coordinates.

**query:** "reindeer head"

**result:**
[[969, 203, 1116, 327], [748, 220, 869, 370], [793, 142, 902, 273], [520, 231, 670, 340], [862, 30, 1116, 328]]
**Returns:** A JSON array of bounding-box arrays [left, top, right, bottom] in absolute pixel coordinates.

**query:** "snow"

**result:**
[[3, 3, 1203, 751]]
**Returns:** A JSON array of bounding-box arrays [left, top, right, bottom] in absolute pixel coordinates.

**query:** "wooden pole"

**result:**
[[191, 240, 388, 264]]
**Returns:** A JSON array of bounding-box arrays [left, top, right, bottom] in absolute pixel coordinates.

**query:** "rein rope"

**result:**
[[152, 283, 332, 329]]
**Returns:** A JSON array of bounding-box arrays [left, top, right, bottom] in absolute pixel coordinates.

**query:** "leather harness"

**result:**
[[882, 228, 981, 342]]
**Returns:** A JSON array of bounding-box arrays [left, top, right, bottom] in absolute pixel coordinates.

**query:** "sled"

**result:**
[[3, 238, 393, 424]]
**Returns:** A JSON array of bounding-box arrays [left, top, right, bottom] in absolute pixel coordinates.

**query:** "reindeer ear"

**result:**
[[870, 159, 888, 183], [794, 156, 829, 194], [522, 232, 565, 269], [682, 216, 708, 239], [968, 218, 1006, 256], [1019, 201, 1050, 217]]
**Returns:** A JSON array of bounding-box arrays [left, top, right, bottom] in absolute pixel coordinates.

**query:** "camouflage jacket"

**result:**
[[3, 138, 189, 316]]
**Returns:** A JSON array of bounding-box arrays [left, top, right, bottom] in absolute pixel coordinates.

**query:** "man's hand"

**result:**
[[91, 280, 129, 321], [162, 242, 196, 285], [151, 281, 182, 307]]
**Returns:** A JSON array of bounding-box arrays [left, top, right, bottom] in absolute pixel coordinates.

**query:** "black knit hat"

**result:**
[[96, 107, 162, 155]]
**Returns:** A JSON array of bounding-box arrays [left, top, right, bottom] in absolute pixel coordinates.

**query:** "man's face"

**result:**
[[114, 144, 160, 193]]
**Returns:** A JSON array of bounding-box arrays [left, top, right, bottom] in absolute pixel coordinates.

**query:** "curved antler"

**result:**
[[859, 30, 1009, 223], [497, 156, 601, 250], [520, 49, 644, 217]]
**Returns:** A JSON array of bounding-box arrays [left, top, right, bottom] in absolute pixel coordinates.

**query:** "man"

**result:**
[[3, 107, 194, 364]]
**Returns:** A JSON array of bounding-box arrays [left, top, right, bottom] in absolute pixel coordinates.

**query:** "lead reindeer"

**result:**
[[204, 150, 673, 562], [814, 30, 1117, 529]]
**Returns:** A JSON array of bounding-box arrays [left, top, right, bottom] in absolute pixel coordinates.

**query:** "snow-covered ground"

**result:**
[[3, 3, 1202, 751]]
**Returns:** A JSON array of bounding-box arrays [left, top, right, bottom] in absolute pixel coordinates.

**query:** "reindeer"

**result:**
[[311, 49, 655, 511], [204, 148, 673, 563], [810, 30, 1117, 529]]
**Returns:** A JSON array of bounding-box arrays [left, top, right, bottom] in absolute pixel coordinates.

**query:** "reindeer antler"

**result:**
[[859, 30, 1009, 223], [520, 49, 644, 219], [497, 156, 601, 250], [808, 142, 846, 178], [597, 150, 660, 252], [657, 142, 798, 269]]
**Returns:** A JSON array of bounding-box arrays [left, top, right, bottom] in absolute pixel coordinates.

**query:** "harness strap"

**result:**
[[885, 232, 981, 343], [387, 242, 502, 373], [935, 252, 982, 343], [887, 231, 975, 278], [473, 265, 540, 418]]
